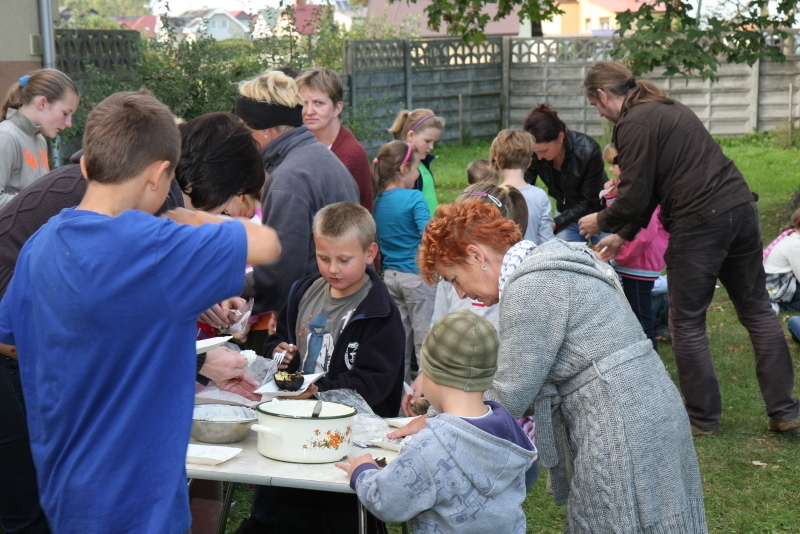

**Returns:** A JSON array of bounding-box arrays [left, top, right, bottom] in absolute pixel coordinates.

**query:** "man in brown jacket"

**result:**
[[577, 62, 799, 436]]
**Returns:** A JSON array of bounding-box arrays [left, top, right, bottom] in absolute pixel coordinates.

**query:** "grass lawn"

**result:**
[[436, 134, 800, 533], [225, 134, 800, 533]]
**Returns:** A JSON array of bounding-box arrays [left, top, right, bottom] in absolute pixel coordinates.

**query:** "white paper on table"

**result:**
[[196, 336, 232, 355], [366, 439, 403, 452], [255, 372, 326, 396], [186, 444, 242, 465]]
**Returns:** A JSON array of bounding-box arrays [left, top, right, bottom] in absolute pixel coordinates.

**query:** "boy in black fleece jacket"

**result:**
[[236, 202, 404, 534]]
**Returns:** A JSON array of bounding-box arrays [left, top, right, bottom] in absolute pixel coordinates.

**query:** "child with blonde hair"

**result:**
[[389, 109, 445, 215], [467, 158, 499, 184], [490, 129, 555, 245]]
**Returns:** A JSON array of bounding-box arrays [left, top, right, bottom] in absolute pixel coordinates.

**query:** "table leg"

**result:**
[[358, 500, 368, 534], [217, 481, 237, 534]]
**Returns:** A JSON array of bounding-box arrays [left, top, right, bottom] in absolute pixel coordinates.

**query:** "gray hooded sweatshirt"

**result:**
[[351, 403, 536, 533]]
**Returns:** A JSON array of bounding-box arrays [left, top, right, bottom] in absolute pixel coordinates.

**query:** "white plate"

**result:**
[[186, 444, 242, 465], [196, 336, 232, 355], [255, 372, 326, 396]]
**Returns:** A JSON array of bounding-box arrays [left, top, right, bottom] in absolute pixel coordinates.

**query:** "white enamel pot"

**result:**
[[251, 399, 356, 463]]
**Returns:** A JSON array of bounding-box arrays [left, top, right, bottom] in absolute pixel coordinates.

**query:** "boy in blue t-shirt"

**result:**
[[0, 91, 280, 534]]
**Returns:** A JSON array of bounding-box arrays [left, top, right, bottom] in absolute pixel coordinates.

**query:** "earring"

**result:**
[[481, 265, 487, 271]]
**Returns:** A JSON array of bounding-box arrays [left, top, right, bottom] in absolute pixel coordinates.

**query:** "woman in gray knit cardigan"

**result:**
[[412, 200, 707, 533]]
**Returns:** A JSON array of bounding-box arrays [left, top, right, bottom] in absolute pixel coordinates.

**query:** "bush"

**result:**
[[60, 10, 416, 155]]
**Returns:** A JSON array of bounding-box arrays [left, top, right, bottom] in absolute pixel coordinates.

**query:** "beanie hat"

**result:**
[[420, 309, 499, 392]]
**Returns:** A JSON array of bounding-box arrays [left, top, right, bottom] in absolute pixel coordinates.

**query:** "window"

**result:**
[[209, 20, 216, 29], [220, 19, 228, 29], [585, 18, 592, 32], [600, 17, 610, 29]]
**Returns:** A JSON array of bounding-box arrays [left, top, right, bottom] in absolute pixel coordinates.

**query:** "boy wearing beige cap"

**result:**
[[336, 309, 537, 533]]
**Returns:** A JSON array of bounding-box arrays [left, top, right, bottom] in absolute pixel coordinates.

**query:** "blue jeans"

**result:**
[[555, 222, 610, 246], [0, 356, 50, 534], [665, 201, 799, 429], [652, 290, 670, 328], [524, 460, 540, 492], [778, 284, 800, 312], [621, 277, 657, 351], [788, 316, 800, 343]]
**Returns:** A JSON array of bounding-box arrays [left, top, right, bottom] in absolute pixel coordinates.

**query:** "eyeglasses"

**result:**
[[461, 191, 503, 208]]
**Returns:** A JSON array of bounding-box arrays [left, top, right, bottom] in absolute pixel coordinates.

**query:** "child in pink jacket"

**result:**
[[604, 144, 669, 350]]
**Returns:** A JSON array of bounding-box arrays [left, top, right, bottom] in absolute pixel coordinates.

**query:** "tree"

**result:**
[[59, 0, 149, 18], [415, 0, 562, 43], [612, 0, 797, 81], [401, 0, 797, 80]]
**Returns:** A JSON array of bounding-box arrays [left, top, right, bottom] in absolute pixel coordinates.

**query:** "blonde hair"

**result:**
[[602, 143, 618, 164], [466, 159, 499, 185], [313, 202, 376, 251], [238, 70, 303, 134], [388, 109, 446, 141], [296, 67, 344, 106], [583, 62, 673, 111], [490, 129, 535, 170], [2, 69, 78, 121]]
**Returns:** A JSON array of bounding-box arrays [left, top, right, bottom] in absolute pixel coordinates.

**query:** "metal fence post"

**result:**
[[502, 36, 510, 130], [404, 39, 413, 110], [750, 58, 760, 133]]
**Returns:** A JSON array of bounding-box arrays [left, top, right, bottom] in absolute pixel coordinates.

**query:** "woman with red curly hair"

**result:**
[[404, 201, 707, 533]]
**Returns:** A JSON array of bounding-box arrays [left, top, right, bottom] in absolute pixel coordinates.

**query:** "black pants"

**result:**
[[621, 277, 657, 351], [0, 356, 50, 533], [665, 201, 799, 429]]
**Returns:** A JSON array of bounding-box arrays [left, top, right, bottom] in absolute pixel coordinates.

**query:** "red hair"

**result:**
[[417, 201, 523, 284]]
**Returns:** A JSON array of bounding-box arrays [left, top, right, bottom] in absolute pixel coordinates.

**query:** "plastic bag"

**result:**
[[315, 389, 392, 442]]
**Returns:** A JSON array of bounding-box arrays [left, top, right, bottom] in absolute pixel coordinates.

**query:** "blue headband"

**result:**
[[19, 75, 30, 88]]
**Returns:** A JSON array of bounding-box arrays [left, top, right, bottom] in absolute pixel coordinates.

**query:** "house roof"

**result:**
[[366, 0, 521, 37], [118, 14, 158, 38], [177, 8, 251, 33], [229, 10, 252, 21]]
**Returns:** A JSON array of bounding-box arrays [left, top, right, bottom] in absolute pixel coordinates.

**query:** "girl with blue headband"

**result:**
[[0, 68, 78, 210]]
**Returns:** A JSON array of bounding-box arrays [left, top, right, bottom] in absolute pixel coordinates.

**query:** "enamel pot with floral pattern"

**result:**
[[252, 399, 356, 463]]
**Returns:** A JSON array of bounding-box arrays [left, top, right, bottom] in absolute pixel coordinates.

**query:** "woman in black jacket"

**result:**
[[523, 103, 606, 243]]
